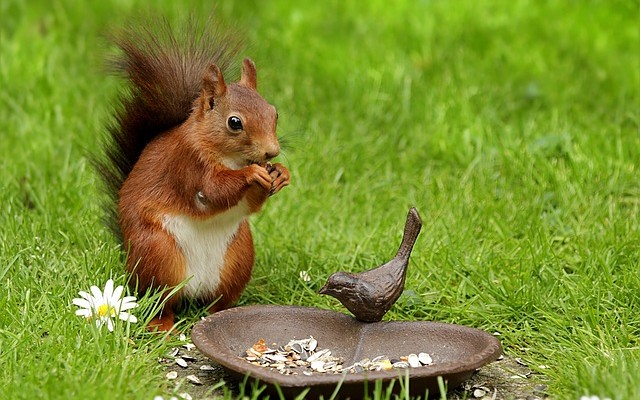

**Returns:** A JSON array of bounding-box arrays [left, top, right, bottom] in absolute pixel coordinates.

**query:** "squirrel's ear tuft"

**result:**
[[202, 64, 227, 110], [239, 58, 257, 90]]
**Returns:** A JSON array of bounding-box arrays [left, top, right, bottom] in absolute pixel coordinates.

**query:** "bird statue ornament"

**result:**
[[319, 207, 423, 322]]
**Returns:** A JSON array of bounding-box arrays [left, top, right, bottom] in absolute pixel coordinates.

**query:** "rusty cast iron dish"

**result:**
[[192, 305, 502, 399]]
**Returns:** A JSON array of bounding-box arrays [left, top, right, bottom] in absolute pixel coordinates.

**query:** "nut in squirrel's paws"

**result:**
[[265, 162, 275, 173]]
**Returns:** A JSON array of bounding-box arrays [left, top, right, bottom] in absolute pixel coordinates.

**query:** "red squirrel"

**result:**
[[98, 19, 290, 331]]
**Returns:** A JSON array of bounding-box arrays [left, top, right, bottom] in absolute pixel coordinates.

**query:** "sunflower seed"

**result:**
[[186, 375, 202, 385], [310, 360, 325, 372], [182, 343, 196, 351], [167, 347, 179, 357], [166, 371, 178, 380], [407, 353, 421, 368], [393, 361, 410, 368], [306, 348, 330, 362], [473, 388, 487, 398], [418, 352, 433, 365], [200, 365, 216, 371], [175, 358, 188, 368], [246, 348, 262, 358], [324, 361, 337, 369], [307, 338, 318, 351], [265, 354, 289, 363]]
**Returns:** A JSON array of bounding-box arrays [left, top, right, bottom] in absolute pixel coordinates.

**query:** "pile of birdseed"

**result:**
[[240, 337, 433, 376]]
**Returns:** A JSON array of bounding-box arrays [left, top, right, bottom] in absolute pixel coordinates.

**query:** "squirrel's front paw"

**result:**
[[266, 163, 290, 195], [245, 164, 272, 191]]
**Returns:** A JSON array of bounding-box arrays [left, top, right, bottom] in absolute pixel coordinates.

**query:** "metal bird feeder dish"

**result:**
[[191, 208, 502, 399]]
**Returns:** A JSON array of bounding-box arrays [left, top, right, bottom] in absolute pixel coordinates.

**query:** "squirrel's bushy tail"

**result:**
[[98, 16, 242, 238]]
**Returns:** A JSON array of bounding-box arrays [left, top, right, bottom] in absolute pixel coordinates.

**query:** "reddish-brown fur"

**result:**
[[99, 19, 289, 331]]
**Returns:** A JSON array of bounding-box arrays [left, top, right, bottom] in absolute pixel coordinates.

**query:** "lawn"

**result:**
[[1, 0, 638, 399]]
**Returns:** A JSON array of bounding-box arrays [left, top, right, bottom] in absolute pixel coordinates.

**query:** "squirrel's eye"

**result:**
[[227, 116, 243, 132]]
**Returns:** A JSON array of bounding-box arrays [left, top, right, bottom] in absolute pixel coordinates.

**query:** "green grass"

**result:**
[[1, 0, 638, 399]]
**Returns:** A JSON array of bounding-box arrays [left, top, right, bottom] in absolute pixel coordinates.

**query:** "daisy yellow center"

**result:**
[[97, 304, 116, 318]]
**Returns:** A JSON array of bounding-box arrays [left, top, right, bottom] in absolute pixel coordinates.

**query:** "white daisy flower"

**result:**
[[299, 270, 311, 282], [72, 279, 138, 332]]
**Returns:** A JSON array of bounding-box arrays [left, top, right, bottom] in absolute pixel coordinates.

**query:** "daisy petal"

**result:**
[[121, 296, 137, 304], [119, 312, 137, 323], [90, 285, 103, 303], [112, 285, 124, 303], [72, 298, 92, 309], [106, 318, 114, 332], [78, 291, 94, 302], [75, 309, 92, 317], [103, 279, 114, 301], [119, 301, 138, 311]]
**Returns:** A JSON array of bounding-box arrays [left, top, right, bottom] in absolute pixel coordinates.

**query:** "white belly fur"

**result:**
[[162, 200, 249, 299]]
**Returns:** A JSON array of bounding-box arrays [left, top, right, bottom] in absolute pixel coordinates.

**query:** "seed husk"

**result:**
[[418, 352, 433, 365], [306, 348, 330, 363], [166, 371, 178, 380], [393, 361, 410, 368], [182, 343, 196, 351], [167, 347, 179, 357], [241, 337, 436, 375], [407, 353, 421, 368], [175, 358, 188, 368]]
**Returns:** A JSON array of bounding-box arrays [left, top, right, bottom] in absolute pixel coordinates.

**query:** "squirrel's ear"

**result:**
[[239, 58, 257, 90], [202, 64, 227, 110]]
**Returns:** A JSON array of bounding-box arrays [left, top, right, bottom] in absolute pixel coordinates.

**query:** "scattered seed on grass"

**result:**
[[175, 358, 188, 368], [166, 371, 178, 380], [167, 348, 179, 357], [473, 388, 487, 398], [182, 343, 196, 351], [181, 354, 197, 362]]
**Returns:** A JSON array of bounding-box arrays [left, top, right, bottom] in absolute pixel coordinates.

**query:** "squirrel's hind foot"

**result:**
[[148, 311, 176, 332]]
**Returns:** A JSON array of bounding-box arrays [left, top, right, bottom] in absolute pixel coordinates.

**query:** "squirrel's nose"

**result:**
[[264, 145, 280, 160]]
